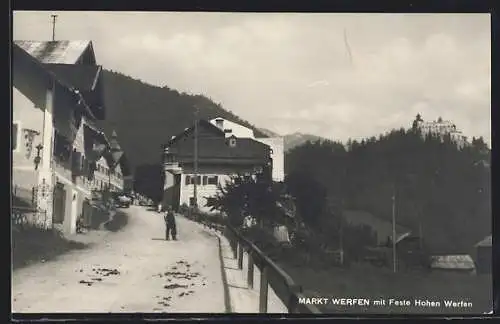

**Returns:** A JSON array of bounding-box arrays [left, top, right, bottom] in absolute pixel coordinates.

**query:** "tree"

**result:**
[[285, 122, 491, 253], [412, 113, 423, 130], [206, 174, 280, 228], [284, 170, 327, 229]]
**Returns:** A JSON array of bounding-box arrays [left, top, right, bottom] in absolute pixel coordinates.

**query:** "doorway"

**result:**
[[52, 182, 66, 224]]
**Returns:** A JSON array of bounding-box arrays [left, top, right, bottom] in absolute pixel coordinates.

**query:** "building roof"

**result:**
[[430, 255, 476, 270], [93, 121, 132, 176], [42, 63, 105, 120], [166, 119, 271, 165], [13, 42, 103, 120], [173, 137, 270, 162], [343, 210, 411, 242], [42, 63, 102, 92], [167, 119, 225, 146], [475, 235, 492, 248], [14, 40, 95, 64]]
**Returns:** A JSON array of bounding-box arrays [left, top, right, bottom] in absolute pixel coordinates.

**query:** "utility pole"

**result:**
[[418, 208, 423, 250], [339, 197, 344, 266], [193, 105, 199, 210], [51, 14, 58, 41], [392, 183, 397, 273]]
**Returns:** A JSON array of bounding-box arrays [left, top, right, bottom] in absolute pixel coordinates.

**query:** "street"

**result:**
[[12, 206, 227, 313]]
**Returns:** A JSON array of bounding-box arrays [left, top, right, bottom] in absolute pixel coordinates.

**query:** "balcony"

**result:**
[[53, 156, 72, 180], [164, 161, 182, 174]]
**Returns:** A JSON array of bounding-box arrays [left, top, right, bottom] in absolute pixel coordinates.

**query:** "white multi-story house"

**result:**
[[209, 117, 285, 182], [13, 40, 107, 234], [162, 119, 273, 213], [416, 116, 468, 148]]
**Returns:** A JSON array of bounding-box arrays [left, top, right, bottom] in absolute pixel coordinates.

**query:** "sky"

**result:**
[[13, 11, 491, 145]]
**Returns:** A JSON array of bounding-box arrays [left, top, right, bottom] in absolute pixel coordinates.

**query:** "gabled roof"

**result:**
[[475, 235, 492, 248], [42, 63, 102, 92], [13, 42, 100, 120], [167, 119, 225, 146], [166, 119, 271, 164], [93, 122, 131, 176], [14, 40, 95, 64]]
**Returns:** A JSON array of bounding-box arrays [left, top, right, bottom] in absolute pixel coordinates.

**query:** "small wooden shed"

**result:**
[[475, 235, 492, 274]]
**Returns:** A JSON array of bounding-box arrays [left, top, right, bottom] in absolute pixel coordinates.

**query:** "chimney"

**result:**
[[215, 118, 224, 130]]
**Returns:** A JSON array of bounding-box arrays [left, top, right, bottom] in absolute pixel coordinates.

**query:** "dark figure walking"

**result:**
[[164, 206, 177, 240]]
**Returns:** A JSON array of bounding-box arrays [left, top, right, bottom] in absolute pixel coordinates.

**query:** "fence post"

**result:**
[[238, 242, 244, 269], [232, 234, 238, 259], [287, 284, 302, 313], [247, 251, 254, 289], [259, 265, 269, 313]]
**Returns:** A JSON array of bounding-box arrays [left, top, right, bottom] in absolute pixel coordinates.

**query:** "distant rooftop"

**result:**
[[475, 235, 492, 248], [14, 40, 94, 64]]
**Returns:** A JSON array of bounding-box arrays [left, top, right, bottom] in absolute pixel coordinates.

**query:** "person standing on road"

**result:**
[[164, 206, 177, 240]]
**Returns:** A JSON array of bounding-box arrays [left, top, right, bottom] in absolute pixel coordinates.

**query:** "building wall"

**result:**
[[110, 162, 124, 191], [417, 119, 468, 148], [90, 156, 124, 192], [178, 164, 260, 213], [123, 175, 134, 192], [12, 87, 44, 192], [92, 156, 111, 191], [52, 118, 93, 235], [13, 75, 55, 229], [255, 137, 284, 182]]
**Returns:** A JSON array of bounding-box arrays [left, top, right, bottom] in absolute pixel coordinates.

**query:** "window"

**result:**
[[202, 176, 208, 185], [12, 122, 20, 151], [207, 176, 218, 185], [196, 176, 201, 185], [228, 137, 237, 147], [185, 175, 191, 185]]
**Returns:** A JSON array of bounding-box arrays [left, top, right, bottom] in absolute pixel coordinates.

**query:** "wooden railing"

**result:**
[[222, 223, 321, 314]]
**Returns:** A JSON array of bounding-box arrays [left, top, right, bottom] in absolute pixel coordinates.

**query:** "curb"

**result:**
[[177, 215, 233, 313], [216, 232, 233, 313]]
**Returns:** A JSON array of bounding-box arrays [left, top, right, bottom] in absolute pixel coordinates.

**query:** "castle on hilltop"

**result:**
[[412, 114, 468, 148]]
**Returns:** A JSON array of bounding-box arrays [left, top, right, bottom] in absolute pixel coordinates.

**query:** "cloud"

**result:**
[[307, 80, 330, 88], [13, 12, 491, 145]]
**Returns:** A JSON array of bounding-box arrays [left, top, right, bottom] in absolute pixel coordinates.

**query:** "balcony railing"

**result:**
[[53, 157, 72, 180]]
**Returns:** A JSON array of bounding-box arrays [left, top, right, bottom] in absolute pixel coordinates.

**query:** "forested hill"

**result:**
[[101, 69, 268, 171], [284, 127, 491, 253]]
